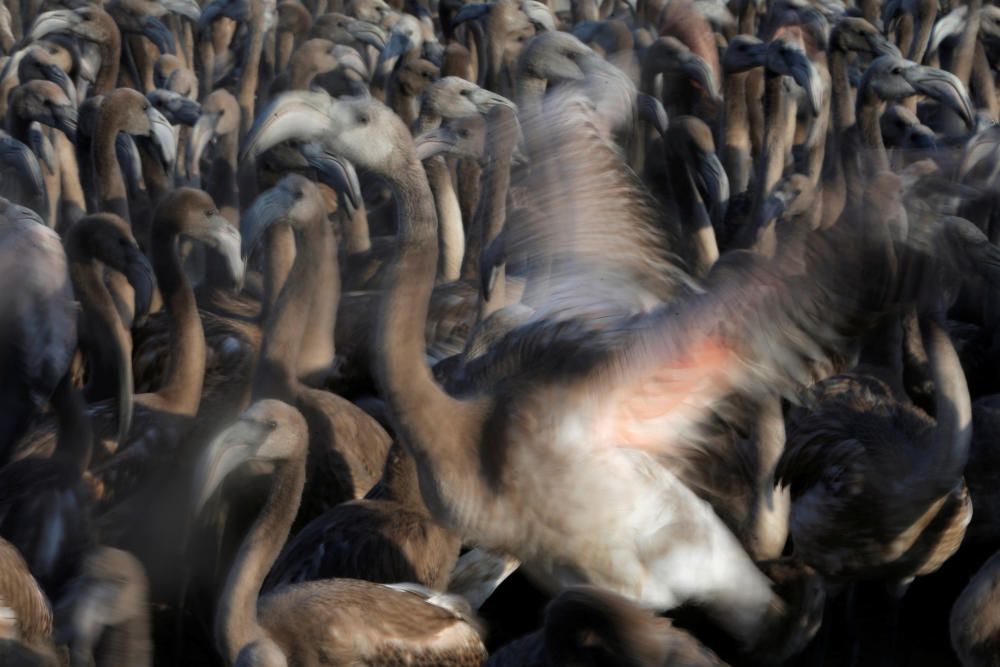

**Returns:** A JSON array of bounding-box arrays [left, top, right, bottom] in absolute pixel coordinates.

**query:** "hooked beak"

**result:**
[[870, 32, 902, 58], [636, 92, 668, 135], [160, 0, 202, 22], [909, 124, 938, 151], [522, 1, 556, 32], [334, 49, 370, 81], [139, 15, 176, 55], [41, 63, 77, 108], [145, 105, 177, 168], [115, 134, 144, 191], [175, 98, 202, 126], [377, 30, 413, 76], [124, 250, 155, 321], [52, 103, 79, 143], [241, 91, 333, 162], [148, 91, 203, 126], [187, 113, 219, 179], [959, 127, 1000, 180], [761, 189, 791, 226], [241, 186, 294, 259], [467, 87, 516, 113], [192, 422, 259, 513], [422, 40, 444, 66], [28, 122, 55, 173], [904, 65, 975, 129], [414, 127, 459, 161], [697, 152, 730, 226], [28, 10, 82, 41], [786, 52, 822, 116], [197, 0, 239, 35], [0, 138, 46, 215], [349, 20, 387, 50], [301, 143, 362, 212]]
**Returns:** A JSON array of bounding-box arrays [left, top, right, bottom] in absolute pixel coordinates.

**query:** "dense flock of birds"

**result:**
[[2, 0, 1000, 663]]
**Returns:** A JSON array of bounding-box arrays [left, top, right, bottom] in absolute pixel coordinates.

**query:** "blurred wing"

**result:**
[[508, 85, 695, 324], [591, 216, 899, 462]]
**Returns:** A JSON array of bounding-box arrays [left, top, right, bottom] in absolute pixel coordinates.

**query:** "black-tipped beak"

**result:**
[[788, 55, 822, 116], [349, 20, 387, 50], [871, 33, 902, 58], [125, 251, 155, 319], [697, 153, 730, 226], [636, 92, 668, 136], [905, 65, 975, 129], [414, 128, 458, 161], [302, 144, 362, 212], [42, 62, 76, 104], [54, 104, 79, 143]]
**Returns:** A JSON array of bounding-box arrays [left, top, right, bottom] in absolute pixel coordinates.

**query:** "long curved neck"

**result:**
[[94, 606, 152, 667], [950, 0, 982, 86], [204, 131, 241, 289], [750, 73, 794, 234], [287, 58, 318, 90], [238, 2, 266, 137], [5, 103, 33, 144], [217, 454, 305, 664], [253, 215, 325, 401], [922, 316, 972, 483], [93, 116, 131, 223], [828, 45, 854, 133], [972, 42, 997, 119], [261, 224, 296, 324], [802, 67, 830, 187], [387, 84, 419, 129], [150, 217, 206, 415], [297, 202, 340, 383], [461, 142, 511, 283], [856, 89, 889, 172], [50, 373, 93, 475], [342, 204, 372, 255], [70, 255, 132, 403], [425, 156, 464, 283], [373, 442, 425, 508], [211, 130, 240, 219], [746, 394, 789, 560], [95, 31, 122, 94], [906, 5, 934, 63], [377, 155, 471, 462], [668, 151, 718, 276], [137, 142, 170, 208], [722, 69, 753, 195]]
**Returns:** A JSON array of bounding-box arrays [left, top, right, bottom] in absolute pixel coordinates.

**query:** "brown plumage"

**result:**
[[195, 400, 487, 667], [488, 585, 728, 666], [778, 324, 973, 586], [0, 374, 95, 604], [951, 549, 1000, 667], [0, 538, 51, 646], [244, 175, 391, 524], [262, 442, 460, 594]]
